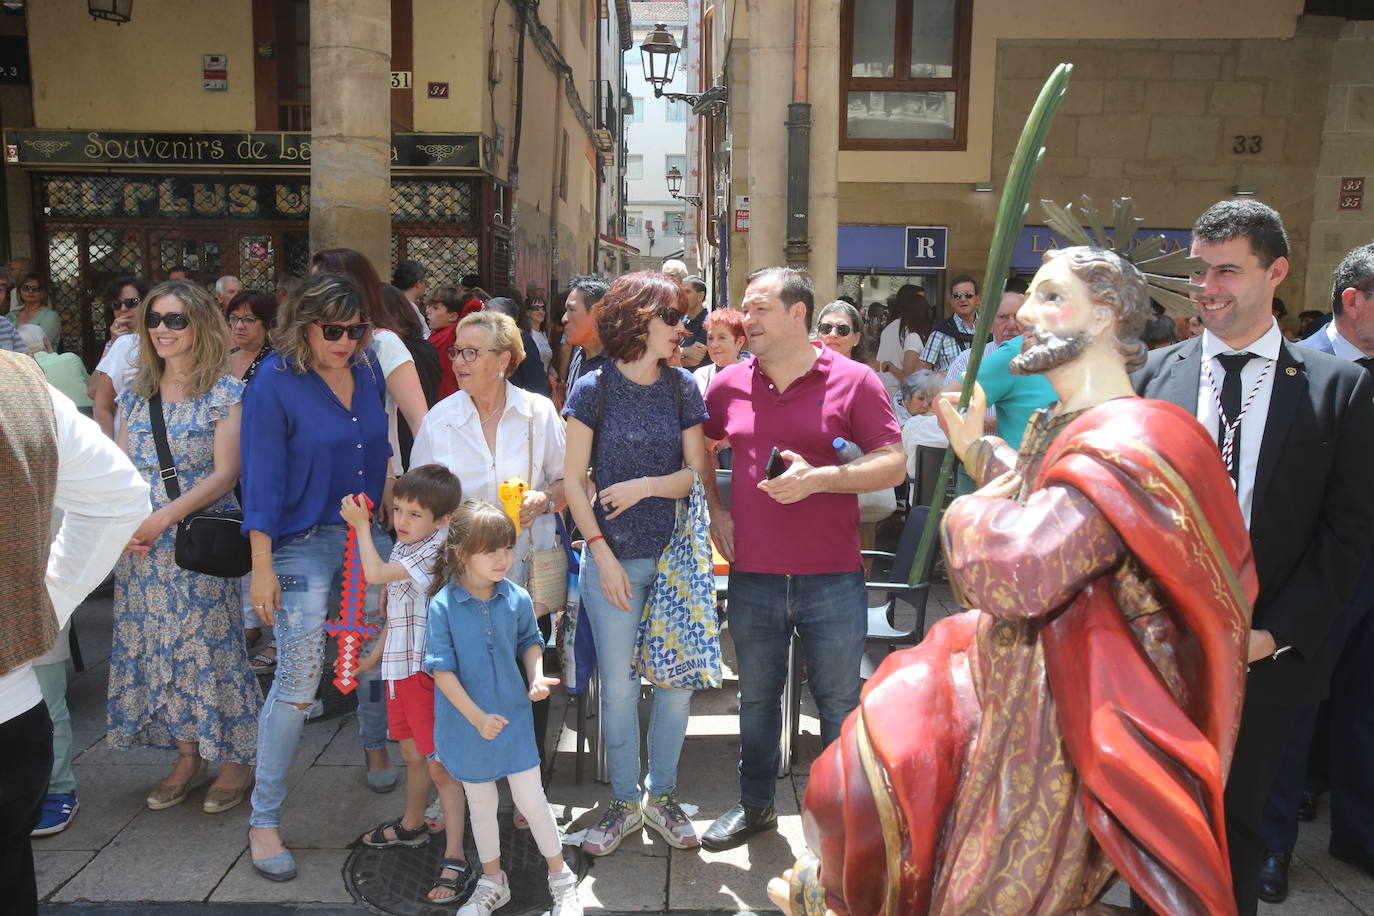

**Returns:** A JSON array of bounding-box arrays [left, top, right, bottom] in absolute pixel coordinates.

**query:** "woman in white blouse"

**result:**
[[409, 311, 567, 787]]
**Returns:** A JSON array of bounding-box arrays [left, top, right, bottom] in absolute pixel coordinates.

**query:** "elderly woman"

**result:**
[[105, 280, 260, 815], [815, 299, 868, 363], [563, 270, 711, 857], [241, 272, 396, 882], [12, 274, 61, 345], [411, 310, 566, 782], [692, 307, 747, 395], [19, 324, 91, 411], [226, 289, 278, 382]]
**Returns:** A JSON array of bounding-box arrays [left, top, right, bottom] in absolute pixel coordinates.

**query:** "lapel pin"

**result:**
[[1285, 367, 1297, 376]]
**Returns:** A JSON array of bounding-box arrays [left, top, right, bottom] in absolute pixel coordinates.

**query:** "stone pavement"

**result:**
[[34, 588, 1374, 914]]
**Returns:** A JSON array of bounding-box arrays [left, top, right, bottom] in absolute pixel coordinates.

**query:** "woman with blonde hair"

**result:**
[[106, 279, 261, 815]]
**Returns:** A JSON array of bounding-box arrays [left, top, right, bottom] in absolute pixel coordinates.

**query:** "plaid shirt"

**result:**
[[379, 528, 446, 683], [919, 314, 976, 372]]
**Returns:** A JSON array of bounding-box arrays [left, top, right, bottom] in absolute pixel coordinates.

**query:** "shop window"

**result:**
[[391, 180, 475, 223], [397, 233, 480, 287], [240, 235, 276, 290], [840, 0, 971, 150]]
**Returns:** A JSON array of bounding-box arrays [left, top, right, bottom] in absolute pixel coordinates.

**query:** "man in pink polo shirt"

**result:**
[[699, 266, 905, 851]]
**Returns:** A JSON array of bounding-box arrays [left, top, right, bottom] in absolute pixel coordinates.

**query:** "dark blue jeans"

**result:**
[[727, 570, 865, 808]]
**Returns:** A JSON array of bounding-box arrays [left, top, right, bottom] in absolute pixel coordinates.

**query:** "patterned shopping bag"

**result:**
[[632, 469, 721, 690]]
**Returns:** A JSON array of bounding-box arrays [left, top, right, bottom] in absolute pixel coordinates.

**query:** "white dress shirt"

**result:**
[[0, 385, 150, 724], [1196, 319, 1283, 530], [1325, 320, 1366, 362], [409, 383, 566, 579]]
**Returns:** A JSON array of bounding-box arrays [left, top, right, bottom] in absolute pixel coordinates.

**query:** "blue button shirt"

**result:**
[[240, 350, 391, 546]]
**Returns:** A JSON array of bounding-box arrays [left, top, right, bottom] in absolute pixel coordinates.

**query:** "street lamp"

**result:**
[[638, 22, 728, 116], [666, 166, 702, 208], [88, 0, 133, 23]]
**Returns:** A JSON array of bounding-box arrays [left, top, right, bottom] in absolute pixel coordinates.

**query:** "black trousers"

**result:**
[[0, 701, 54, 916], [1225, 695, 1298, 916]]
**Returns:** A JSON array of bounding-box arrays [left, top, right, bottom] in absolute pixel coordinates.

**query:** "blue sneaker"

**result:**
[[32, 793, 78, 837]]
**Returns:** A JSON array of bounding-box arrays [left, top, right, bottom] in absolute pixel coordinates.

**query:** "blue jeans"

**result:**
[[581, 550, 693, 802], [727, 570, 865, 808], [249, 524, 391, 829]]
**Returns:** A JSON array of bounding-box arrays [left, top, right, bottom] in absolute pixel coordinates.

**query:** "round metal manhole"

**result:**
[[345, 821, 590, 915]]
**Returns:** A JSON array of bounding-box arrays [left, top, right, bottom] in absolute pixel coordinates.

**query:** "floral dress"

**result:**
[[106, 376, 262, 763]]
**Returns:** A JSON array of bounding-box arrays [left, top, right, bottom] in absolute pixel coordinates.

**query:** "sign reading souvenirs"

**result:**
[[38, 175, 476, 223], [3, 129, 488, 171]]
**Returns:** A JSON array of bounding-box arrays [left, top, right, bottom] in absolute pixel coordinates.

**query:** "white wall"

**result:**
[[624, 20, 689, 262]]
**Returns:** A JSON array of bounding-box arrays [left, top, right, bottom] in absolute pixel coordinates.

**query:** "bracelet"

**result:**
[[586, 534, 606, 546], [644, 478, 651, 500], [252, 549, 271, 559]]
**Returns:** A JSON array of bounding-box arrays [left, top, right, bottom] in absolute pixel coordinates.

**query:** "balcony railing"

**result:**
[[279, 101, 312, 132]]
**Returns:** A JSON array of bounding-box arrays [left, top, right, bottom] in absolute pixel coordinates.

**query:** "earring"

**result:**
[[498, 371, 505, 379]]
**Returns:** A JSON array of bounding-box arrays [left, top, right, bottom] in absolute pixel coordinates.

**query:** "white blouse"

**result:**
[[409, 382, 567, 584]]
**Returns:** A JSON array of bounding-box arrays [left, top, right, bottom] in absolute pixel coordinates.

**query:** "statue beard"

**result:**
[[1009, 327, 1090, 375]]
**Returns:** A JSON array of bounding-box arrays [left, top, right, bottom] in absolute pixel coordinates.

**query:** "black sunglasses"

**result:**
[[951, 291, 977, 300], [313, 320, 370, 341], [20, 284, 41, 292], [111, 297, 140, 310], [658, 307, 685, 328], [817, 322, 852, 337], [145, 311, 190, 330]]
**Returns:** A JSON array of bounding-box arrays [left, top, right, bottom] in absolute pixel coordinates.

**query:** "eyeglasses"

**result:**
[[145, 311, 191, 330], [951, 291, 977, 300], [528, 304, 546, 311], [313, 320, 370, 341], [447, 346, 500, 362], [20, 285, 41, 292], [226, 314, 262, 328], [817, 322, 852, 337], [110, 298, 140, 311], [658, 307, 685, 327]]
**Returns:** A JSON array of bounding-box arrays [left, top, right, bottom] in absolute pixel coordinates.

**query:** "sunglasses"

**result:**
[[528, 304, 546, 311], [20, 284, 41, 292], [145, 311, 190, 330], [951, 291, 977, 300], [313, 319, 370, 341], [447, 346, 500, 362], [111, 297, 140, 311], [226, 314, 261, 327], [817, 322, 852, 336], [658, 307, 685, 328]]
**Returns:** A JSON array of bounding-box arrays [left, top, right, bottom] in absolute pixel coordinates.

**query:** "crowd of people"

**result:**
[[5, 196, 1374, 916]]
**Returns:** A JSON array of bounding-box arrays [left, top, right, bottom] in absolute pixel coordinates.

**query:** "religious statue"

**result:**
[[770, 244, 1257, 916]]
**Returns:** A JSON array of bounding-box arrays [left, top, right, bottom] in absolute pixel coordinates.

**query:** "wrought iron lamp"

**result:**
[[666, 166, 702, 208], [639, 23, 728, 116]]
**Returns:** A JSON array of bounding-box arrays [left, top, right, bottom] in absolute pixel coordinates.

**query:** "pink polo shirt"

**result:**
[[704, 345, 901, 574]]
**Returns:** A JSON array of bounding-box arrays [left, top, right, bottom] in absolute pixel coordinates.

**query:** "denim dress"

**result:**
[[424, 579, 544, 782]]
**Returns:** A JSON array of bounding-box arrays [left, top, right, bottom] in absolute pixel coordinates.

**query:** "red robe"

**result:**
[[797, 398, 1256, 916], [430, 322, 459, 401]]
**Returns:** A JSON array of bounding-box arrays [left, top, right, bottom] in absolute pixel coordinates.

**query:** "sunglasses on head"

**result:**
[[313, 319, 370, 341], [817, 322, 852, 337], [658, 307, 684, 327], [111, 297, 140, 310], [145, 311, 190, 330], [951, 291, 977, 300]]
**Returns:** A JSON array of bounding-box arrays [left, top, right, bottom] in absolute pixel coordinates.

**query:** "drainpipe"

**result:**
[[784, 0, 811, 269]]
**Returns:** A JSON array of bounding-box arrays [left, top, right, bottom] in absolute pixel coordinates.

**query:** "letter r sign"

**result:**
[[904, 227, 948, 270]]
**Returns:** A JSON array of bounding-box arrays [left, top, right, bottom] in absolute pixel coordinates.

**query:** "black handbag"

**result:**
[[148, 392, 253, 578]]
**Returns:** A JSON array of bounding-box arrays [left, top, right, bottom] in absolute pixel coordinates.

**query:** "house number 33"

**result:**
[[1232, 135, 1263, 154]]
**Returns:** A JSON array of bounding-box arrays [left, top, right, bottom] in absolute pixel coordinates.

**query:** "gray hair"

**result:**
[[17, 322, 48, 354], [661, 259, 689, 281], [214, 275, 242, 295], [901, 369, 944, 403]]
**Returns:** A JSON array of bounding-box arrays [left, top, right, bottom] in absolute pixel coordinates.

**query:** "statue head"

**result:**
[[1011, 246, 1150, 375]]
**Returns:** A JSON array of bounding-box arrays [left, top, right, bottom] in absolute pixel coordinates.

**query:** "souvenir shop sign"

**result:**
[[5, 129, 489, 171]]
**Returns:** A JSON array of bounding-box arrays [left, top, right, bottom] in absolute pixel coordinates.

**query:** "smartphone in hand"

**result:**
[[765, 446, 787, 480]]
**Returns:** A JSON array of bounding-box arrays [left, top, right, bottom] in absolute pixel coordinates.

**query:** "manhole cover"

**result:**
[[346, 821, 590, 916]]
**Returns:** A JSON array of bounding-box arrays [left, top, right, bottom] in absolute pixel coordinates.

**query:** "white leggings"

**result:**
[[462, 765, 561, 865]]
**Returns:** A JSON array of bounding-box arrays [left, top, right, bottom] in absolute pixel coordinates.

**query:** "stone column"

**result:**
[[310, 0, 392, 273], [746, 0, 793, 272], [808, 0, 841, 306]]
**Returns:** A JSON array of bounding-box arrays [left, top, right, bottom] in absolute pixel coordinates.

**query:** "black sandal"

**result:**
[[427, 857, 471, 905], [361, 818, 430, 849]]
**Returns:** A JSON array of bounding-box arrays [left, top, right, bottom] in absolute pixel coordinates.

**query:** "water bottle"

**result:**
[[833, 437, 864, 463]]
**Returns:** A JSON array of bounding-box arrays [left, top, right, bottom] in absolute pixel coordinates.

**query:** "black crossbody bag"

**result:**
[[148, 393, 253, 578]]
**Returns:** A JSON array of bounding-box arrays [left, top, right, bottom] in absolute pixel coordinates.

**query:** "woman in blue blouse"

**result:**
[[240, 272, 396, 882]]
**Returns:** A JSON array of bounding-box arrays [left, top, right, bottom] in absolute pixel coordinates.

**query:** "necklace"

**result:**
[[478, 396, 506, 425]]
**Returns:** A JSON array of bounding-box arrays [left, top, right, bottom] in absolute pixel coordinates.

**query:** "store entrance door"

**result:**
[[148, 229, 235, 288]]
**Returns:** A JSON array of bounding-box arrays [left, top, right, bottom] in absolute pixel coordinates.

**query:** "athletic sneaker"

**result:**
[[457, 873, 510, 916], [579, 798, 642, 856], [547, 868, 582, 916], [31, 793, 79, 837], [642, 792, 700, 848]]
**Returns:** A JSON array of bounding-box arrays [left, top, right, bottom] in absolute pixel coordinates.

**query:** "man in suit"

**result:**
[[1132, 200, 1374, 915], [1256, 242, 1374, 902]]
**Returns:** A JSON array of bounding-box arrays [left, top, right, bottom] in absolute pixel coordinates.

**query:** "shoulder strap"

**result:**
[[591, 368, 606, 473], [147, 393, 183, 501]]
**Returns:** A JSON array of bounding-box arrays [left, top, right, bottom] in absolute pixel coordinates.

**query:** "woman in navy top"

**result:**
[[240, 271, 397, 883], [562, 271, 710, 857]]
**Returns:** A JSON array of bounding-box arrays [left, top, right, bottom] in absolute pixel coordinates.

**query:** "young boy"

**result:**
[[340, 463, 468, 905], [426, 286, 465, 401]]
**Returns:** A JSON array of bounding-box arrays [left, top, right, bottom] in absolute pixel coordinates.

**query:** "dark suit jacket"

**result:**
[[1132, 336, 1374, 706]]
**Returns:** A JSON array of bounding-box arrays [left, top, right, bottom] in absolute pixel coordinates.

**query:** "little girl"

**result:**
[[424, 500, 580, 916]]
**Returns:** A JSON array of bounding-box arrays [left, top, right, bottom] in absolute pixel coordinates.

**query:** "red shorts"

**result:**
[[386, 672, 437, 756]]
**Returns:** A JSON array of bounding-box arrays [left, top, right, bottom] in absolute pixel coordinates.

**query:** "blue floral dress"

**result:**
[[107, 376, 262, 763]]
